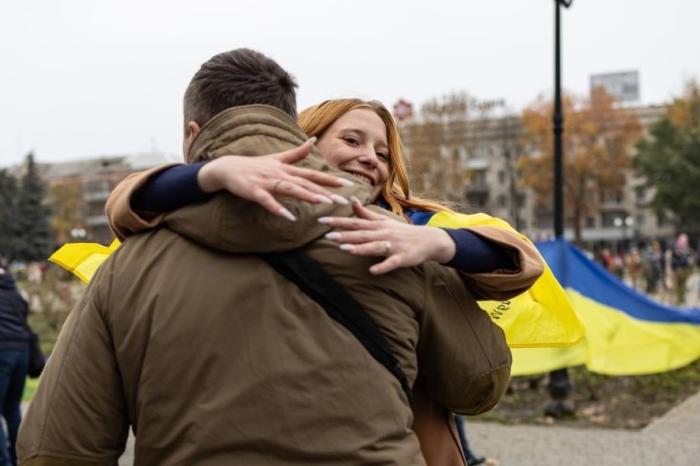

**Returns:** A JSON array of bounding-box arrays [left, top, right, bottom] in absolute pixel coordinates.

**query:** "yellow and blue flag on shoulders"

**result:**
[[511, 238, 700, 376], [411, 211, 585, 349]]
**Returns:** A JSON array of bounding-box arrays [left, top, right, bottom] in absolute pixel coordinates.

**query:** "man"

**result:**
[[18, 49, 515, 465]]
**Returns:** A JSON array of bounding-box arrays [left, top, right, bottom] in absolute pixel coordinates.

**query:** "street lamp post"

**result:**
[[546, 0, 575, 420], [553, 0, 573, 239]]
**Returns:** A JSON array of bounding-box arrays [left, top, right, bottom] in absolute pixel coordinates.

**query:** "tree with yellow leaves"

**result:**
[[518, 88, 641, 242]]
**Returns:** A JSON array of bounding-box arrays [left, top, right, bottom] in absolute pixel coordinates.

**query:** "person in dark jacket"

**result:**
[[0, 267, 30, 466]]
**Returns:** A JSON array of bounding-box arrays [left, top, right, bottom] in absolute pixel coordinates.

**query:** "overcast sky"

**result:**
[[2, 0, 699, 167]]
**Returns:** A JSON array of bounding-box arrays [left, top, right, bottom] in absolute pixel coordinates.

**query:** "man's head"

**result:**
[[182, 48, 298, 160]]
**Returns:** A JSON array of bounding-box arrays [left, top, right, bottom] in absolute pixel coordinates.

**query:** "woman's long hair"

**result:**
[[298, 99, 452, 216]]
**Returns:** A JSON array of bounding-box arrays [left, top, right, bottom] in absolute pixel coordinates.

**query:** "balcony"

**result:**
[[83, 190, 111, 202], [87, 215, 108, 227]]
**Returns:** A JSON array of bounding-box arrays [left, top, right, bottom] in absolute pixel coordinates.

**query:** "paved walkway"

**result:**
[[468, 390, 700, 466]]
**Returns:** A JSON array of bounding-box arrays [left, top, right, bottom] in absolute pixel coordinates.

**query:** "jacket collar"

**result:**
[[187, 105, 308, 163]]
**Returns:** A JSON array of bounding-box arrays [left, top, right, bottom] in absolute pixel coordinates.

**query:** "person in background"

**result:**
[[642, 241, 664, 294], [0, 267, 30, 466], [670, 233, 692, 305], [626, 247, 643, 289]]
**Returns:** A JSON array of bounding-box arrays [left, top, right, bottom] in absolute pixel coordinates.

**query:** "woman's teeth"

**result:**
[[350, 173, 372, 185]]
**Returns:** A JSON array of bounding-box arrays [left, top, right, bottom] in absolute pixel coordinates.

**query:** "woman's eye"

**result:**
[[377, 153, 389, 162], [343, 136, 359, 145]]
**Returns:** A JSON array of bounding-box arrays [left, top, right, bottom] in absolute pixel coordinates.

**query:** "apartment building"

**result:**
[[399, 103, 673, 247], [39, 152, 173, 244]]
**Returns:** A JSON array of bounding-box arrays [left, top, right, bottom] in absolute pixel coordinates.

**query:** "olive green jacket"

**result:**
[[19, 106, 523, 466]]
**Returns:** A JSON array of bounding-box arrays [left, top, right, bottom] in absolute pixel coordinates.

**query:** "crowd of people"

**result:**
[[594, 233, 697, 306]]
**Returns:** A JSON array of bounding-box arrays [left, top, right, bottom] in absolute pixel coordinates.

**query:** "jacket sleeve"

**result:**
[[457, 226, 544, 301], [105, 164, 182, 240], [163, 151, 374, 253], [417, 263, 512, 415], [17, 270, 128, 466]]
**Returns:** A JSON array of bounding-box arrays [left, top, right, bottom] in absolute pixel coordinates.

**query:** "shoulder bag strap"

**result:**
[[261, 250, 412, 402]]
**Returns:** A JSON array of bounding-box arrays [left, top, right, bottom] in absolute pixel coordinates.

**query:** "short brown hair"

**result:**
[[183, 48, 297, 132]]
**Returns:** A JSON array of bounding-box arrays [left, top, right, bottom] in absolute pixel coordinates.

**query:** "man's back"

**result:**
[[110, 227, 425, 465]]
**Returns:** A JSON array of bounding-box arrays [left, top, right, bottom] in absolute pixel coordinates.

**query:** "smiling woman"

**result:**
[[298, 99, 449, 216]]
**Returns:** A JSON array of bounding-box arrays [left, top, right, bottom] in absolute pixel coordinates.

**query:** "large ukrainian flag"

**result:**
[[511, 238, 700, 376]]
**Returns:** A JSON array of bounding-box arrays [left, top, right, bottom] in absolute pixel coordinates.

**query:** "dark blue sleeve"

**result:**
[[442, 228, 517, 273], [131, 162, 214, 212]]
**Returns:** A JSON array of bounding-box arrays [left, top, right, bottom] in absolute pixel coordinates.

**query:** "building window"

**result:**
[[84, 179, 110, 194], [498, 170, 506, 184], [656, 211, 667, 227], [602, 211, 626, 228]]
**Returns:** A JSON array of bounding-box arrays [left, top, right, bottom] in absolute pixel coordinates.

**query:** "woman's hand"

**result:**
[[319, 198, 456, 274], [197, 138, 353, 220]]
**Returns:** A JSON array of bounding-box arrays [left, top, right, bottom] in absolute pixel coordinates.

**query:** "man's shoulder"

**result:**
[[108, 228, 188, 272]]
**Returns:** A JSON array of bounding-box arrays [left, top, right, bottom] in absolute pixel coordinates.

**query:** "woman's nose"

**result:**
[[358, 150, 379, 168]]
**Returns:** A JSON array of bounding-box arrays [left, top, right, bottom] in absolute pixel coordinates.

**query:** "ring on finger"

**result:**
[[272, 179, 284, 192], [382, 241, 391, 256]]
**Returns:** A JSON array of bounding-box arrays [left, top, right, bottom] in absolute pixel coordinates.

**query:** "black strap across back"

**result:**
[[261, 250, 412, 402]]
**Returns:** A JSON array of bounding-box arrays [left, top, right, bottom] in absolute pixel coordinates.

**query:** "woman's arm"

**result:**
[[319, 200, 543, 299], [105, 140, 351, 240], [318, 199, 517, 275]]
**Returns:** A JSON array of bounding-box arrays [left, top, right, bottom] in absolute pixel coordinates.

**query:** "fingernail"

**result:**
[[279, 207, 297, 222], [314, 194, 333, 204], [325, 232, 341, 240], [330, 194, 349, 205], [306, 136, 318, 145], [337, 177, 355, 187], [339, 244, 355, 252], [318, 217, 331, 224], [350, 196, 361, 204]]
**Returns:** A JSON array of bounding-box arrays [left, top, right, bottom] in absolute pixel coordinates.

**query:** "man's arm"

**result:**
[[17, 271, 128, 466], [416, 263, 512, 415]]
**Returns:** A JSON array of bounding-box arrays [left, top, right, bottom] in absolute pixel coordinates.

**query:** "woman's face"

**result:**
[[315, 108, 390, 200]]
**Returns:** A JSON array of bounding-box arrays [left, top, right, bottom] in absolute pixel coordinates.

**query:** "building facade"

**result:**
[[38, 152, 173, 245], [399, 103, 673, 247]]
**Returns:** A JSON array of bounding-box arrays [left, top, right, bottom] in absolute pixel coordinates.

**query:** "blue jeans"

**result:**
[[0, 349, 28, 466]]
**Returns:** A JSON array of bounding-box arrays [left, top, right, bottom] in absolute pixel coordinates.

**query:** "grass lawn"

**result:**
[[23, 377, 40, 402], [476, 359, 700, 429]]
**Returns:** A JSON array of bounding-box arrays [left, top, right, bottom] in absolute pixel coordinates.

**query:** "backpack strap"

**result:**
[[261, 250, 412, 402]]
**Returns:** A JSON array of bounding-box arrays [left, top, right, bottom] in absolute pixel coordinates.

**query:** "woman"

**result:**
[[105, 99, 542, 466]]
